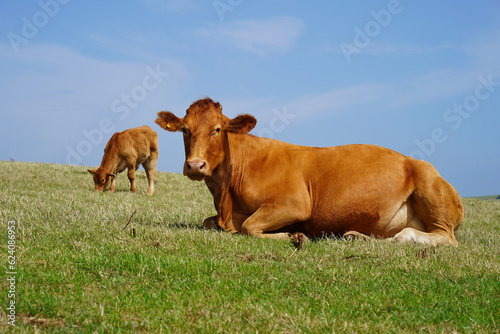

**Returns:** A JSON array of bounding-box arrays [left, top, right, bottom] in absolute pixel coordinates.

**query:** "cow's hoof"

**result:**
[[203, 217, 218, 230], [291, 232, 308, 250]]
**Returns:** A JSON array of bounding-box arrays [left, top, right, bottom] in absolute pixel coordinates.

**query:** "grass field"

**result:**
[[1, 161, 499, 333]]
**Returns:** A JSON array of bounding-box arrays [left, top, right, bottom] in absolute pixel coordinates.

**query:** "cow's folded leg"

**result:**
[[343, 231, 371, 241], [203, 216, 219, 230], [246, 231, 292, 240], [393, 227, 454, 246], [240, 202, 310, 240], [109, 177, 116, 193]]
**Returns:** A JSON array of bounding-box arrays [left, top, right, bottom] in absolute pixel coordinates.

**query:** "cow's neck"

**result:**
[[206, 132, 254, 187], [99, 146, 120, 174], [204, 133, 255, 231]]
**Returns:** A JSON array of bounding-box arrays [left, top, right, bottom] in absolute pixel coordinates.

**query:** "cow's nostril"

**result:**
[[187, 159, 207, 174]]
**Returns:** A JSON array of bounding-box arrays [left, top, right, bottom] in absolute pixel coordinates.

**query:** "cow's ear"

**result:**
[[155, 111, 183, 132], [88, 169, 97, 175], [226, 114, 257, 134], [107, 173, 116, 180]]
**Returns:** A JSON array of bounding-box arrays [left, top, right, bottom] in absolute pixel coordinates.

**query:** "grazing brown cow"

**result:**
[[155, 98, 464, 245], [88, 126, 158, 195]]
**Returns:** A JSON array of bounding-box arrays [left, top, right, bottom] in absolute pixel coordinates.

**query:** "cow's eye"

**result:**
[[101, 179, 105, 184], [212, 128, 221, 136]]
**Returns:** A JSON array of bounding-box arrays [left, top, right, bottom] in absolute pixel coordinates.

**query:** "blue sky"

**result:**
[[1, 0, 499, 197]]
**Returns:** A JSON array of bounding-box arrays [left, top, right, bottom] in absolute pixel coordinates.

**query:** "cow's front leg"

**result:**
[[203, 213, 245, 232], [109, 176, 116, 193], [240, 201, 311, 240], [127, 166, 136, 193]]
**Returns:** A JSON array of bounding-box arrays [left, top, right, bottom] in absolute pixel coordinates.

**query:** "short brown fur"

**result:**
[[155, 98, 464, 245]]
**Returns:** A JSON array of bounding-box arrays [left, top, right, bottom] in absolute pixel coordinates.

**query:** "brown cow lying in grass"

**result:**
[[88, 126, 158, 195], [155, 98, 464, 246]]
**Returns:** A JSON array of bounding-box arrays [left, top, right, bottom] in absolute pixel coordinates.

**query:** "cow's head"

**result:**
[[155, 97, 256, 181], [88, 168, 115, 191]]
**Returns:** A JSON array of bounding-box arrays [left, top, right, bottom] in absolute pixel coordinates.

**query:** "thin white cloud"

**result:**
[[299, 32, 500, 118], [319, 40, 455, 58], [87, 31, 184, 63], [0, 43, 190, 115], [463, 32, 500, 72], [364, 42, 455, 56], [199, 17, 305, 55], [0, 42, 191, 164], [285, 68, 486, 120], [390, 34, 500, 108], [286, 84, 390, 117]]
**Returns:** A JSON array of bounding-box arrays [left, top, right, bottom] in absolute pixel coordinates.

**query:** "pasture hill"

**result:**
[[1, 161, 499, 333]]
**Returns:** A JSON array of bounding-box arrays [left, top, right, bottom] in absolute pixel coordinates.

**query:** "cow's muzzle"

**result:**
[[184, 158, 208, 180]]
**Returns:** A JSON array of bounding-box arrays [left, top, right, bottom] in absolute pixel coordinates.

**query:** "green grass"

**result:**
[[1, 161, 499, 333], [468, 194, 500, 201]]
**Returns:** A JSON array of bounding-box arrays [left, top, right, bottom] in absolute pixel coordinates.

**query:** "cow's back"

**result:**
[[114, 126, 158, 159]]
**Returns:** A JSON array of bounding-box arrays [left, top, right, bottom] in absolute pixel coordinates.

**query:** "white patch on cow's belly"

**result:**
[[383, 201, 425, 236]]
